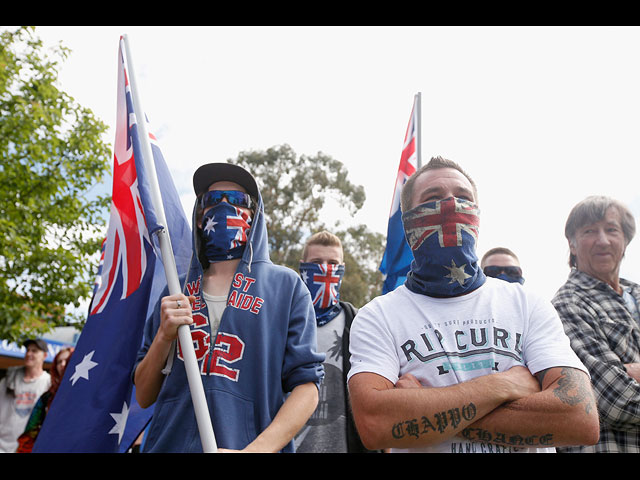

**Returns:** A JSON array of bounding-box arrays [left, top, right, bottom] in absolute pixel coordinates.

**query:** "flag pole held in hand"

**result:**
[[120, 34, 217, 453]]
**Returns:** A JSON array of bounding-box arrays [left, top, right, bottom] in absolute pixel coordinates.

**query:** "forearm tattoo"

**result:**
[[460, 427, 554, 447], [391, 403, 477, 441], [458, 368, 595, 447]]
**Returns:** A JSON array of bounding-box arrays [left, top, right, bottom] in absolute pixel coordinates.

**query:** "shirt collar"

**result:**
[[568, 268, 626, 295]]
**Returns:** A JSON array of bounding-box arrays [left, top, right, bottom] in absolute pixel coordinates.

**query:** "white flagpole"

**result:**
[[120, 34, 218, 453], [415, 92, 422, 168]]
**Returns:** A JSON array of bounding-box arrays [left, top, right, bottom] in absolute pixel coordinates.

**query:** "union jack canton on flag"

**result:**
[[33, 38, 192, 453], [379, 95, 420, 294]]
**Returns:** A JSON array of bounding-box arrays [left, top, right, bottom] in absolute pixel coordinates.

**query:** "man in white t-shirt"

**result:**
[[0, 339, 51, 452], [347, 156, 600, 453]]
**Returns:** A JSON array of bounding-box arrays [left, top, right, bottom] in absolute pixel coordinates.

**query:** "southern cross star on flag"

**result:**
[[33, 38, 192, 453]]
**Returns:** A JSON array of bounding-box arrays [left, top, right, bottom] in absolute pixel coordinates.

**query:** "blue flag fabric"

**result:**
[[380, 208, 413, 294], [379, 97, 420, 294], [33, 39, 192, 453]]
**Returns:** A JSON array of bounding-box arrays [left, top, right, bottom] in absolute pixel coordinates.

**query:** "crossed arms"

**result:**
[[348, 366, 600, 451]]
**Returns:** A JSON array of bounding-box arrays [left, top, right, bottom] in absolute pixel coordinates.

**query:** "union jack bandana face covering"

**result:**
[[402, 196, 486, 297], [299, 262, 345, 326], [201, 202, 252, 263]]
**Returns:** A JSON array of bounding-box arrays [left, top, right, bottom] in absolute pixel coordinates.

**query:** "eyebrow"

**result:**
[[307, 256, 343, 263], [583, 219, 622, 228], [418, 185, 475, 200]]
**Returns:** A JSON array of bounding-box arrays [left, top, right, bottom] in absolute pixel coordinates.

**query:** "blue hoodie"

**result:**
[[135, 187, 324, 453]]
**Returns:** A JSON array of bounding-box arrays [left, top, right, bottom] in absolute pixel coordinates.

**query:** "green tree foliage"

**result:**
[[0, 27, 111, 341], [229, 144, 385, 307], [339, 224, 386, 309]]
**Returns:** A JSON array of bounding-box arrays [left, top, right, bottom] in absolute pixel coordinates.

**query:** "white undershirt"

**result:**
[[202, 291, 227, 336]]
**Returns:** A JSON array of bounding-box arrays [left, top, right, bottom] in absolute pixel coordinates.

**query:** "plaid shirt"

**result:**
[[552, 269, 640, 452]]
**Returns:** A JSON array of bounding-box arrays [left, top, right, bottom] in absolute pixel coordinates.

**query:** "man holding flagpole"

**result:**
[[134, 162, 324, 453], [32, 35, 321, 455]]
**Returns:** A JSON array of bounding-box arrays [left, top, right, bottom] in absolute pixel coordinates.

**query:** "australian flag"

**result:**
[[33, 38, 192, 453], [379, 94, 420, 294]]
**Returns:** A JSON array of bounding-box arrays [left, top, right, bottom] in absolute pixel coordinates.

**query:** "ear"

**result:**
[[196, 207, 205, 230]]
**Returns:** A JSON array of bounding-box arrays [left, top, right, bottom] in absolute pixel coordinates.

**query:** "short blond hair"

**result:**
[[302, 231, 343, 262]]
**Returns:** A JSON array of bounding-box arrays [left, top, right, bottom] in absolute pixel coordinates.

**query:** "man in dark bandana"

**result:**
[[348, 156, 599, 454], [295, 231, 373, 453]]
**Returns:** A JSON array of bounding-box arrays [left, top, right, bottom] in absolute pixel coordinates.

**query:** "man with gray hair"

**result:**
[[552, 195, 640, 452]]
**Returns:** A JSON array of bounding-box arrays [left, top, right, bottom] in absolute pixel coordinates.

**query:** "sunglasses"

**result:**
[[483, 266, 523, 278], [200, 190, 254, 210]]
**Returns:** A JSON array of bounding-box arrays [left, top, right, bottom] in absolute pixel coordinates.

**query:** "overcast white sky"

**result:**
[[31, 25, 640, 302]]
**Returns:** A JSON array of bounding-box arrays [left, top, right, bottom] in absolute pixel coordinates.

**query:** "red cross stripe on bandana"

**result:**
[[312, 264, 342, 309], [403, 197, 480, 252], [226, 207, 252, 249]]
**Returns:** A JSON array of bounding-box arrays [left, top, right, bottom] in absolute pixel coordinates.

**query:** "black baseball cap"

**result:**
[[23, 339, 48, 353], [193, 163, 259, 200]]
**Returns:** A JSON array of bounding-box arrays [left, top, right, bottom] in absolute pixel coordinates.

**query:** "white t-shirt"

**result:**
[[348, 278, 587, 453], [0, 367, 51, 452], [202, 291, 227, 337]]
